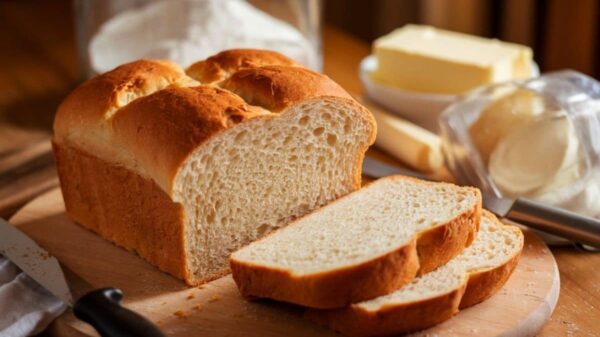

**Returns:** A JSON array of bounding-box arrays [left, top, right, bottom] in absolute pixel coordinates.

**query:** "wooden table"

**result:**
[[0, 1, 598, 336]]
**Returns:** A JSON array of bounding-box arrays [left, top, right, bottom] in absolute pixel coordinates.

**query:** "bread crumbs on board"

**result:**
[[208, 295, 220, 303], [174, 310, 187, 318], [187, 294, 195, 300]]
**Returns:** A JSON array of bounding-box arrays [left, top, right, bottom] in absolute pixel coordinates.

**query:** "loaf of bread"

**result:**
[[230, 176, 481, 308], [52, 49, 376, 285], [307, 211, 523, 336]]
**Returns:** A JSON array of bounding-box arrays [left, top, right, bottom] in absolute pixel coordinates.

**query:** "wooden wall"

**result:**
[[324, 0, 599, 78]]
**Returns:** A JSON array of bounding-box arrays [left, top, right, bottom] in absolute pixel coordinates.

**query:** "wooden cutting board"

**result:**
[[10, 188, 560, 337]]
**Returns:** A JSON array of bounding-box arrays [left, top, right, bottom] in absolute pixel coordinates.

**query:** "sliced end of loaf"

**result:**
[[306, 210, 524, 336], [229, 175, 481, 308], [174, 97, 375, 284]]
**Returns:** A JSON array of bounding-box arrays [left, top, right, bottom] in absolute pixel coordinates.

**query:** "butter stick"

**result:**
[[372, 25, 533, 94], [361, 99, 443, 172]]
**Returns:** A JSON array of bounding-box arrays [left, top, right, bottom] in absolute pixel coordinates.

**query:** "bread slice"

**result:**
[[306, 210, 524, 336], [230, 176, 481, 309], [52, 49, 376, 285]]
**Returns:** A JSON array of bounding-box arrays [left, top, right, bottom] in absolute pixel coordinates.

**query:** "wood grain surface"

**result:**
[[11, 188, 559, 337], [0, 1, 599, 335]]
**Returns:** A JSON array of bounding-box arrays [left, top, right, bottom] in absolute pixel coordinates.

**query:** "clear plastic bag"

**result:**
[[440, 70, 600, 218]]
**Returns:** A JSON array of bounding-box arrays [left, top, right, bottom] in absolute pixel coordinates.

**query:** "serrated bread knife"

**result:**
[[362, 156, 600, 248], [0, 218, 165, 337]]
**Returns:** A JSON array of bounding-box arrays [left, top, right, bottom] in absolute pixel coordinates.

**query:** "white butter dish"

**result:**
[[360, 55, 453, 131], [360, 55, 540, 132]]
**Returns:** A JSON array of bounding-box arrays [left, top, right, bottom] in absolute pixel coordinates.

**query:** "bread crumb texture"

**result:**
[[307, 211, 524, 336], [233, 177, 479, 273], [230, 176, 481, 308]]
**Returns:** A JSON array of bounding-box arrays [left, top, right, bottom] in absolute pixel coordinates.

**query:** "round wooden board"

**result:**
[[10, 188, 560, 337]]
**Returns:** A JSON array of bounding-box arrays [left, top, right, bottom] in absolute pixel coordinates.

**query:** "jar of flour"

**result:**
[[73, 0, 322, 77]]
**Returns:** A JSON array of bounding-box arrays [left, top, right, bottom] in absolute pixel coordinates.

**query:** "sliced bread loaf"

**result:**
[[307, 210, 524, 336], [53, 49, 376, 285], [230, 176, 482, 309]]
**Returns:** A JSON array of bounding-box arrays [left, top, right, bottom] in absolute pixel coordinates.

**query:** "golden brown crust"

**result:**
[[459, 225, 523, 308], [306, 285, 467, 337], [110, 85, 265, 191], [306, 212, 524, 336], [222, 66, 353, 112], [52, 49, 375, 285], [52, 141, 190, 282], [229, 175, 481, 309], [54, 59, 186, 140], [416, 187, 481, 274], [232, 239, 420, 309], [186, 49, 297, 84]]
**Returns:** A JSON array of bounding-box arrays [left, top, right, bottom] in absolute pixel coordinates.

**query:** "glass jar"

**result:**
[[440, 70, 600, 219], [73, 0, 323, 78]]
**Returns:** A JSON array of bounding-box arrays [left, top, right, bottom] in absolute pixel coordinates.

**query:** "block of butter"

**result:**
[[360, 98, 443, 172], [372, 25, 533, 94]]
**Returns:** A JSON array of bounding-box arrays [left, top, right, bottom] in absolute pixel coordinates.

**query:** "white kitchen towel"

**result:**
[[0, 255, 66, 337]]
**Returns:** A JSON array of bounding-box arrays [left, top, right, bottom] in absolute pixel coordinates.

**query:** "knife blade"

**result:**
[[362, 156, 600, 248], [481, 192, 600, 248], [0, 218, 165, 337], [0, 217, 73, 305], [362, 156, 432, 181]]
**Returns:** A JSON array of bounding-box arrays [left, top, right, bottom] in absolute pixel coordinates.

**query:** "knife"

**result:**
[[0, 218, 165, 337], [362, 156, 600, 248]]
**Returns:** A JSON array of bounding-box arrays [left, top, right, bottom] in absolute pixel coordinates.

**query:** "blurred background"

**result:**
[[327, 0, 599, 78]]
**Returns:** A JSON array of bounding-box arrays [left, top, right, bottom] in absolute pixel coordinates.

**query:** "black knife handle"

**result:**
[[508, 198, 600, 248], [73, 288, 165, 337]]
